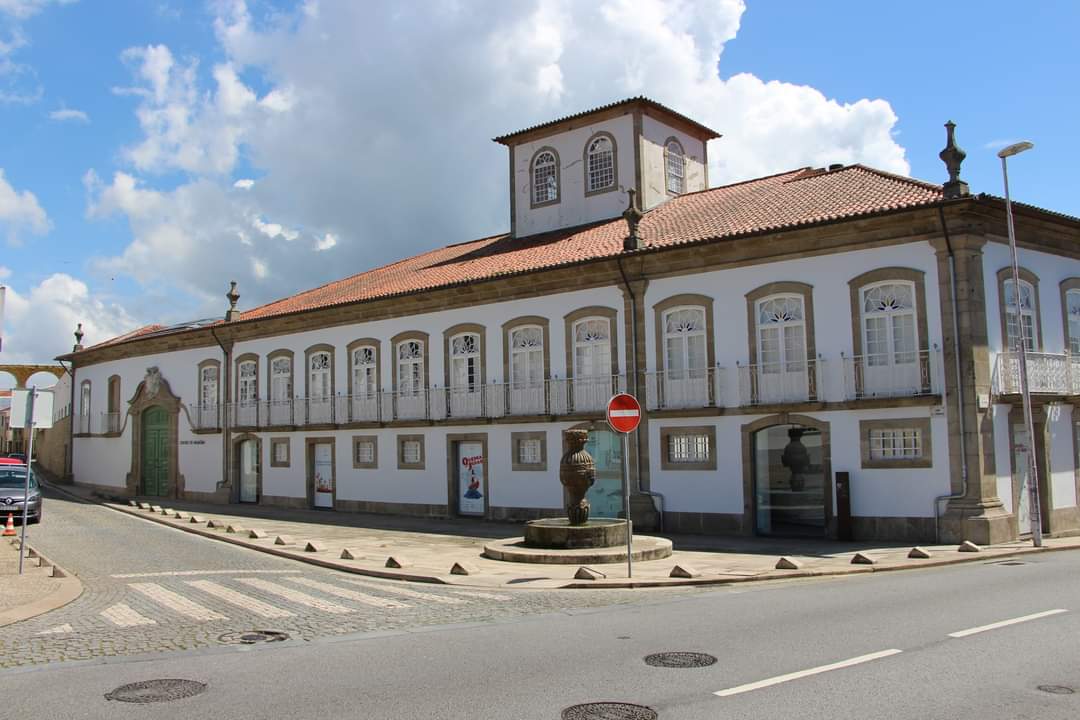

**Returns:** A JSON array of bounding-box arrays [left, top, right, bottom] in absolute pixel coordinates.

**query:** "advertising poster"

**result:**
[[458, 442, 485, 516], [313, 442, 334, 508]]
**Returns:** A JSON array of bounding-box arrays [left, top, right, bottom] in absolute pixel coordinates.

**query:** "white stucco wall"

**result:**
[[650, 406, 950, 520], [992, 403, 1014, 513], [639, 114, 707, 211], [1045, 403, 1077, 509], [512, 114, 635, 237]]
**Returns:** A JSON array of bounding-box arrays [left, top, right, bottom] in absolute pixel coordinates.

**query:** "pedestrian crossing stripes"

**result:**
[[235, 577, 354, 614], [129, 583, 228, 621], [339, 577, 467, 605], [186, 580, 295, 618], [100, 603, 157, 627], [283, 576, 411, 609], [444, 589, 512, 602]]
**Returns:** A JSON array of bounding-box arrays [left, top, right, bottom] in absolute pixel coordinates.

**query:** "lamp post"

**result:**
[[998, 140, 1041, 547]]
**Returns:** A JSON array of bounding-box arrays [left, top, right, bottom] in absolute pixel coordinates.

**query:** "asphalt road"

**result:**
[[0, 490, 668, 668], [2, 492, 1079, 718]]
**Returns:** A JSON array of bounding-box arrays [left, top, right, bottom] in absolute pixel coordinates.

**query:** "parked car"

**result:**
[[0, 464, 41, 524], [0, 457, 24, 465], [5, 453, 26, 463]]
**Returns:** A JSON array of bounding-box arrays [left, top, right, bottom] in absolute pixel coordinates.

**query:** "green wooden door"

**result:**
[[142, 406, 169, 497]]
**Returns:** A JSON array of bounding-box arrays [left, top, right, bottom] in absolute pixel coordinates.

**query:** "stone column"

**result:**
[[933, 227, 1012, 544]]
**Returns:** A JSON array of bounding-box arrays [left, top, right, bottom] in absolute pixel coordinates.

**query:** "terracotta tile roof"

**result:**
[[83, 324, 167, 351], [240, 164, 943, 322], [493, 96, 721, 144]]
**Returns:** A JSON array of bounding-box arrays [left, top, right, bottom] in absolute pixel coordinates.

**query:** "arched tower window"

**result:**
[[664, 138, 685, 195], [531, 149, 559, 206]]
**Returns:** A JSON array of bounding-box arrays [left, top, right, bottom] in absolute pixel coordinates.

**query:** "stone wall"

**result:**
[[34, 415, 70, 480]]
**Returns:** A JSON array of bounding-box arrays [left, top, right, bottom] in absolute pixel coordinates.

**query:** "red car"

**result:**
[[0, 457, 24, 465]]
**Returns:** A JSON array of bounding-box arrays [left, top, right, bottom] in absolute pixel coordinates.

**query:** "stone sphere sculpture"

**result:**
[[559, 429, 596, 525]]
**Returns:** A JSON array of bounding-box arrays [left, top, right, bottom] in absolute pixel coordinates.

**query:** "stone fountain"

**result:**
[[482, 428, 672, 564]]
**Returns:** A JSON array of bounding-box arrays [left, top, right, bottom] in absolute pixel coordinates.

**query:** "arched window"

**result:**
[[531, 150, 559, 206], [510, 326, 544, 389], [1004, 279, 1037, 352], [397, 340, 424, 396], [1066, 289, 1080, 355], [351, 346, 377, 398], [663, 307, 706, 380], [238, 361, 257, 404], [309, 351, 331, 400], [573, 317, 611, 379], [199, 366, 218, 408], [270, 357, 292, 403], [449, 333, 481, 392], [664, 139, 685, 195], [861, 282, 918, 367], [586, 135, 615, 192], [757, 295, 806, 373]]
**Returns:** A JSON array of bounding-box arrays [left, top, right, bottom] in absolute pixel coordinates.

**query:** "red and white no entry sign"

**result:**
[[606, 393, 642, 434]]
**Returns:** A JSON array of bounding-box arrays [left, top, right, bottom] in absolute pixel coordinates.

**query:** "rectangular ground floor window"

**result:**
[[659, 425, 717, 471], [397, 434, 425, 470], [859, 417, 932, 468], [352, 435, 377, 469], [511, 431, 547, 471], [270, 438, 290, 468]]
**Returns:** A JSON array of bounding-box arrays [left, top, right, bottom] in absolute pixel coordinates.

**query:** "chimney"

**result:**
[[73, 322, 84, 352], [622, 189, 644, 252], [225, 281, 241, 322], [939, 120, 970, 199]]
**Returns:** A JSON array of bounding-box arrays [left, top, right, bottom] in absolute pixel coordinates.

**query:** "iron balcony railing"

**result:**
[[992, 352, 1080, 396], [223, 375, 625, 428], [77, 413, 91, 434], [189, 403, 221, 430], [644, 367, 724, 410], [100, 411, 122, 434], [737, 359, 823, 406], [841, 349, 941, 400]]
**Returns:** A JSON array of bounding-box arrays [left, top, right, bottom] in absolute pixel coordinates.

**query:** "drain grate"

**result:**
[[1038, 685, 1075, 695], [644, 651, 717, 668], [994, 561, 1027, 566], [218, 630, 289, 645], [562, 703, 658, 720], [105, 679, 207, 704]]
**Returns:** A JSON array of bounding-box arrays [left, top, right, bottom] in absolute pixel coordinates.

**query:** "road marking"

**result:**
[[100, 602, 158, 627], [236, 578, 353, 614], [37, 623, 74, 635], [186, 580, 295, 618], [111, 569, 301, 578], [284, 576, 411, 609], [714, 649, 902, 697], [445, 589, 512, 601], [948, 609, 1068, 638], [339, 577, 467, 605], [129, 583, 228, 621]]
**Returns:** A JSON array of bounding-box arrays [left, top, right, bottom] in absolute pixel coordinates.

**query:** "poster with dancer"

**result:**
[[458, 442, 485, 516]]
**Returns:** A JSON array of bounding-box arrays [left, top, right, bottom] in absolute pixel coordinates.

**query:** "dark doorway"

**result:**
[[752, 423, 826, 536]]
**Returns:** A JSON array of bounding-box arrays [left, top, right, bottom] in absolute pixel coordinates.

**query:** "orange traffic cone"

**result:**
[[2, 513, 15, 537]]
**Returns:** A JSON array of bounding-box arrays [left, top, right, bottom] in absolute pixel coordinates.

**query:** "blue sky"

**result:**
[[0, 0, 1076, 374]]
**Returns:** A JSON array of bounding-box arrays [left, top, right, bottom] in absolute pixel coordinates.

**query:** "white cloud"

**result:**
[[0, 167, 50, 245], [0, 273, 137, 367], [0, 264, 10, 279], [314, 232, 336, 251], [48, 106, 88, 122], [0, 0, 74, 20], [88, 0, 910, 327]]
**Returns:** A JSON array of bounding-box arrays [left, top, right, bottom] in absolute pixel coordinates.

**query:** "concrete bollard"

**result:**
[[304, 541, 326, 553], [248, 529, 268, 539], [450, 562, 478, 576], [775, 556, 803, 570], [573, 566, 606, 581], [340, 548, 359, 560], [384, 556, 411, 569], [274, 535, 295, 546], [958, 540, 981, 553], [851, 552, 876, 565], [669, 565, 701, 579], [908, 546, 932, 559]]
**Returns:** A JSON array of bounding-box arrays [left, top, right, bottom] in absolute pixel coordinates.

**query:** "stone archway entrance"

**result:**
[[126, 367, 184, 499], [742, 414, 832, 538]]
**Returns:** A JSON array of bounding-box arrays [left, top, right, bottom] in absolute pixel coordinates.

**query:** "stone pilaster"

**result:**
[[932, 226, 1013, 544], [618, 272, 658, 530]]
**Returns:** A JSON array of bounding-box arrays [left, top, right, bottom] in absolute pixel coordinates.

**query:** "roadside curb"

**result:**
[[43, 481, 1079, 590], [0, 539, 83, 628]]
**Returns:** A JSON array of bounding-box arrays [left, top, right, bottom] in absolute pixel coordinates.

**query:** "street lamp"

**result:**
[[998, 140, 1041, 547]]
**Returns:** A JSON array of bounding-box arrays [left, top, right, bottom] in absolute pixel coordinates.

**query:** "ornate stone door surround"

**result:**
[[125, 367, 185, 499]]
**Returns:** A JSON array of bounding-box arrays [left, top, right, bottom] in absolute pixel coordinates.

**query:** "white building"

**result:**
[[61, 98, 1080, 544]]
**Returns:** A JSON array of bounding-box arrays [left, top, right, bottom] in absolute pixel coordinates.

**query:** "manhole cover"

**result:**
[[644, 651, 717, 668], [1038, 685, 1075, 695], [105, 679, 207, 704], [562, 703, 658, 720], [218, 630, 289, 645], [995, 561, 1027, 566]]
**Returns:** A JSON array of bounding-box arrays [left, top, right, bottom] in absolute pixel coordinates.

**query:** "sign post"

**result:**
[[11, 388, 53, 575], [606, 392, 642, 579]]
